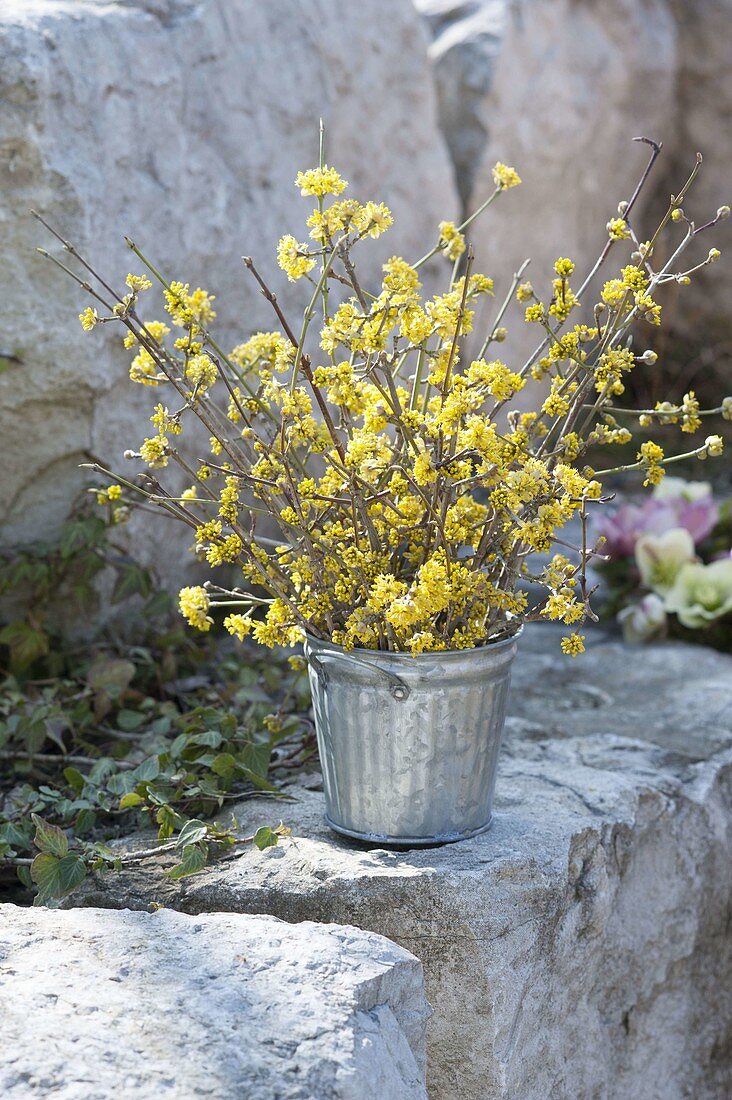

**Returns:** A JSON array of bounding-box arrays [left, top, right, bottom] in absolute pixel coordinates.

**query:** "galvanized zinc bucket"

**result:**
[[303, 630, 521, 845]]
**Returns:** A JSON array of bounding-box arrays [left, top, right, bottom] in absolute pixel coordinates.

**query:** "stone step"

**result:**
[[0, 904, 429, 1099]]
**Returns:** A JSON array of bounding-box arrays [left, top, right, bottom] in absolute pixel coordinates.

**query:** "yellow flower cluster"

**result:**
[[71, 143, 726, 658], [438, 221, 466, 261], [492, 162, 522, 190], [179, 586, 213, 631], [277, 235, 316, 281]]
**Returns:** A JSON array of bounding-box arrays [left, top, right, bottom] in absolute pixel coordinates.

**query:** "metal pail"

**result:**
[[303, 630, 521, 845]]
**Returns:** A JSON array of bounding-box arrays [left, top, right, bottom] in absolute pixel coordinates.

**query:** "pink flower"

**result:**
[[599, 479, 718, 560]]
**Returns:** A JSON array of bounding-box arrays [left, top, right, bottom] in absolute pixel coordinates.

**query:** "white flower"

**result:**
[[618, 594, 667, 644], [652, 477, 712, 503], [635, 527, 696, 596], [664, 559, 732, 629]]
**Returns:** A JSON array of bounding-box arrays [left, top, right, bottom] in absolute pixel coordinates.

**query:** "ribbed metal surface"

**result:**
[[304, 631, 520, 845]]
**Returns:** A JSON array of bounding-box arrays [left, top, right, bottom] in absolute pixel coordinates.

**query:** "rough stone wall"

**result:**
[[0, 0, 457, 581]]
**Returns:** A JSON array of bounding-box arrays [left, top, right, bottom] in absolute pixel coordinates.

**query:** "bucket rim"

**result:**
[[302, 624, 523, 662]]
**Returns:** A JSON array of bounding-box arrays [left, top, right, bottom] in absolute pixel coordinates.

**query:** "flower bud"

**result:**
[[123, 449, 137, 459], [639, 414, 652, 428], [704, 434, 724, 457], [493, 327, 508, 342], [617, 200, 628, 215], [640, 350, 658, 365], [708, 248, 721, 262], [655, 401, 678, 425], [717, 205, 730, 220], [677, 275, 691, 285], [671, 208, 683, 222], [721, 396, 732, 421], [631, 251, 642, 263]]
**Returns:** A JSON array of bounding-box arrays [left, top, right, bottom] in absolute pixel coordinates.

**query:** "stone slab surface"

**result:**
[[72, 628, 732, 1099], [0, 904, 429, 1099]]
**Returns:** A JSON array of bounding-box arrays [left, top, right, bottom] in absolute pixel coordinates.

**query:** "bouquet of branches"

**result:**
[[38, 134, 729, 658]]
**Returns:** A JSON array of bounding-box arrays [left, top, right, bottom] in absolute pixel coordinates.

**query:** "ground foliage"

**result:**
[[0, 502, 314, 905]]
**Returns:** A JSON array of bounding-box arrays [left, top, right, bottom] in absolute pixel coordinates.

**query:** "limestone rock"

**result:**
[[659, 0, 732, 344], [71, 627, 732, 1099], [464, 0, 678, 372], [414, 0, 507, 208], [0, 0, 456, 582], [0, 905, 429, 1099]]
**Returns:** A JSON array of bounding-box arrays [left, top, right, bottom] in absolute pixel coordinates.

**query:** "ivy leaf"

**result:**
[[156, 804, 183, 840], [31, 813, 68, 857], [17, 865, 33, 890], [166, 842, 208, 880], [211, 752, 237, 780], [252, 826, 279, 851], [240, 742, 272, 779], [0, 822, 30, 850], [106, 772, 136, 796], [0, 621, 49, 673], [31, 852, 86, 904], [240, 768, 279, 794], [119, 791, 144, 810], [176, 819, 209, 848], [64, 766, 86, 793], [59, 516, 105, 559], [132, 756, 160, 782], [87, 657, 136, 696], [74, 807, 96, 836], [111, 564, 152, 604], [117, 709, 147, 732], [191, 730, 223, 749]]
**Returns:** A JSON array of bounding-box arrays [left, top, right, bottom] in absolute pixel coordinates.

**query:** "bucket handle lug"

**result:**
[[306, 650, 410, 701]]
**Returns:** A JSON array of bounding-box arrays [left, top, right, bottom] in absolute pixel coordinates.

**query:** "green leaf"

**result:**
[[106, 772, 136, 796], [64, 767, 86, 793], [119, 791, 144, 810], [176, 819, 209, 848], [87, 657, 136, 696], [253, 826, 279, 851], [112, 564, 152, 604], [240, 768, 279, 794], [192, 730, 223, 749], [31, 814, 68, 857], [74, 807, 96, 836], [240, 742, 272, 779], [31, 852, 86, 904], [165, 842, 208, 880], [169, 733, 189, 758], [156, 804, 182, 840], [0, 621, 49, 673], [132, 756, 160, 782], [17, 865, 33, 889], [117, 709, 147, 732], [59, 516, 105, 559], [211, 752, 237, 780], [0, 822, 30, 849]]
